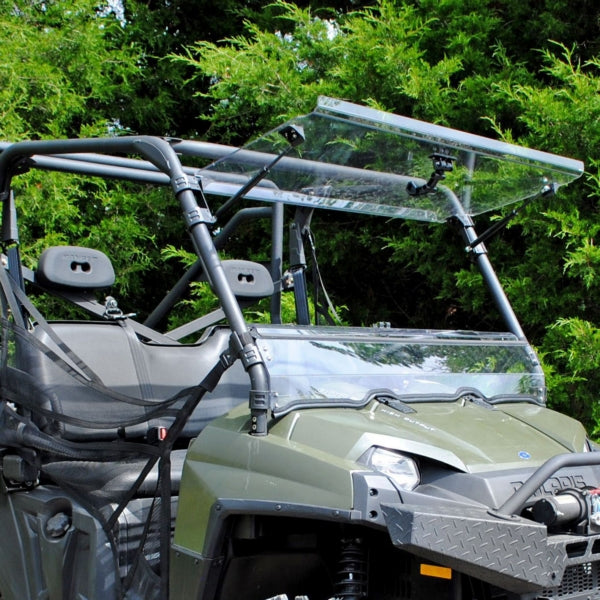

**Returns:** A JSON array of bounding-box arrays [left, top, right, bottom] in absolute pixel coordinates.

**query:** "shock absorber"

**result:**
[[334, 538, 368, 600]]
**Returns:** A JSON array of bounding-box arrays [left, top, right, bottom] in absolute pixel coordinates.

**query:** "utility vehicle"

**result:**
[[0, 97, 596, 600]]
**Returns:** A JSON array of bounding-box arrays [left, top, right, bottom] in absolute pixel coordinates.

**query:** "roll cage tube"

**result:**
[[0, 136, 271, 435], [446, 189, 527, 340], [144, 206, 274, 330]]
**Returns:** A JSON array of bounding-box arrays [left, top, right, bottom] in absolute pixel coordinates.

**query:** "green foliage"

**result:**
[[492, 44, 600, 158], [0, 1, 195, 319], [14, 170, 173, 310], [173, 2, 336, 142], [481, 46, 600, 431], [173, 1, 464, 142], [0, 0, 140, 139], [160, 245, 221, 330], [120, 0, 375, 135], [542, 318, 600, 432]]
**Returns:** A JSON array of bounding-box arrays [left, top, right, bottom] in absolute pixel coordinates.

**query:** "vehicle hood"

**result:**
[[278, 400, 588, 473]]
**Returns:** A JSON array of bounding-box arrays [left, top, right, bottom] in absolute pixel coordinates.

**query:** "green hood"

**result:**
[[279, 400, 588, 473]]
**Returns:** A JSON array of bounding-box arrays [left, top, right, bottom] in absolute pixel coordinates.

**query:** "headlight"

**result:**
[[360, 447, 420, 491]]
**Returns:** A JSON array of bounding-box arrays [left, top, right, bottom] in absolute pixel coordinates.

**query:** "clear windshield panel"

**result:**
[[202, 97, 583, 223], [257, 336, 545, 415]]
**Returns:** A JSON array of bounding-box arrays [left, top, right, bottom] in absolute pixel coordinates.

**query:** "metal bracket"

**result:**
[[174, 175, 216, 228], [249, 389, 273, 412], [229, 331, 265, 370], [407, 151, 456, 197], [103, 296, 136, 320], [228, 331, 272, 434], [172, 173, 202, 196], [1, 448, 40, 491], [184, 206, 216, 229], [249, 390, 275, 435]]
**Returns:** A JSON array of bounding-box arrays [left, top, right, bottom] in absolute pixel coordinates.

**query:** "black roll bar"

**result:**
[[447, 190, 526, 340]]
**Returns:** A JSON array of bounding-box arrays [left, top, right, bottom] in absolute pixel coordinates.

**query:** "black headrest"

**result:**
[[220, 260, 274, 299], [36, 246, 115, 290]]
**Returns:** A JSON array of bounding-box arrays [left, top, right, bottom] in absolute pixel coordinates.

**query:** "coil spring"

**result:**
[[334, 538, 368, 600]]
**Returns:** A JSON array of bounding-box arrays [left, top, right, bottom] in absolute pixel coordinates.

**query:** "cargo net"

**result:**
[[0, 314, 224, 600]]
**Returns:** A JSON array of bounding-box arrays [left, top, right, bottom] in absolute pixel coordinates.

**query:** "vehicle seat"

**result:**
[[20, 320, 243, 441], [14, 246, 255, 443]]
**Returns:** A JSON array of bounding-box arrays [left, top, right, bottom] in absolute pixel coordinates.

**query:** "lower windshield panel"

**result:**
[[258, 338, 545, 415]]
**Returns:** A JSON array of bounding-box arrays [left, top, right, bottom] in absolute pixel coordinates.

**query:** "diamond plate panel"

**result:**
[[382, 503, 566, 594]]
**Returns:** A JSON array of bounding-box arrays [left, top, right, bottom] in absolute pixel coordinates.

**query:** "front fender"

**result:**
[[174, 416, 357, 557]]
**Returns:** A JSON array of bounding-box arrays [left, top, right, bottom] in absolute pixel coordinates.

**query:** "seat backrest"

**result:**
[[220, 259, 274, 300], [19, 322, 246, 441]]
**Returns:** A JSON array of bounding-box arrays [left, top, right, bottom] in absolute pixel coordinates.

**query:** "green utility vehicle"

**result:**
[[0, 97, 596, 600]]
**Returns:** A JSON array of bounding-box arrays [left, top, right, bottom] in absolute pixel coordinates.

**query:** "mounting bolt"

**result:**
[[45, 512, 71, 539]]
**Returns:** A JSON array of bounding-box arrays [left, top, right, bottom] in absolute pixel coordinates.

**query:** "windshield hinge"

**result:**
[[372, 391, 416, 414], [461, 393, 494, 410]]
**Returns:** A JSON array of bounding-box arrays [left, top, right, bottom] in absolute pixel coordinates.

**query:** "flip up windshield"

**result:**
[[202, 97, 583, 222]]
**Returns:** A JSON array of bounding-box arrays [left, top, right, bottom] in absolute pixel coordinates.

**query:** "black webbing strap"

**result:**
[[0, 320, 183, 432], [0, 290, 184, 435], [0, 367, 182, 431], [35, 464, 126, 599], [0, 267, 104, 385], [0, 261, 25, 327], [118, 319, 154, 401], [107, 360, 228, 531], [0, 263, 236, 598], [115, 354, 232, 600], [306, 228, 340, 325], [158, 450, 172, 600], [107, 352, 231, 528]]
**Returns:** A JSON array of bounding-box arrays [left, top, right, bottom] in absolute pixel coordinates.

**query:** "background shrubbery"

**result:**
[[2, 0, 600, 432]]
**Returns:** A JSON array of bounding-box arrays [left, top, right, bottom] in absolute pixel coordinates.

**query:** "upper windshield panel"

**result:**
[[255, 329, 545, 415], [202, 97, 583, 223]]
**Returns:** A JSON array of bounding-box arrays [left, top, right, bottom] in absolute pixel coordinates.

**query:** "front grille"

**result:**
[[540, 562, 600, 600]]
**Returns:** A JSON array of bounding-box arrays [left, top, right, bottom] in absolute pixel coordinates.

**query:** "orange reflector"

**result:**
[[420, 563, 452, 580]]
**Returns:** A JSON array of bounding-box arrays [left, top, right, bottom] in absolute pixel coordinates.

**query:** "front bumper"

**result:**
[[378, 452, 600, 597], [383, 503, 600, 598]]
